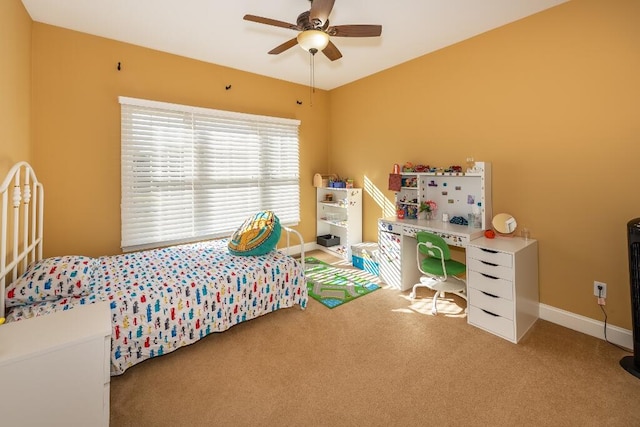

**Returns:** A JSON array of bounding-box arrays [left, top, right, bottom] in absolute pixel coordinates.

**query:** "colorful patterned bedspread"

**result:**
[[6, 239, 307, 375]]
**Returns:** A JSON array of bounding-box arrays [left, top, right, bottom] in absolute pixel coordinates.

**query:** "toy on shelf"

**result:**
[[402, 162, 414, 172], [401, 177, 417, 188], [396, 161, 484, 175]]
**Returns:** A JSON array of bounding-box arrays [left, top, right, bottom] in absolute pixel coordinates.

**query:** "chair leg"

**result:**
[[409, 284, 419, 299], [432, 290, 467, 315], [453, 290, 468, 314], [410, 280, 433, 299], [431, 292, 439, 315]]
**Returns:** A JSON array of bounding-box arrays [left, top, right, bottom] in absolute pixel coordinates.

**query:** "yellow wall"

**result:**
[[329, 0, 640, 329], [0, 0, 32, 176], [30, 24, 329, 258]]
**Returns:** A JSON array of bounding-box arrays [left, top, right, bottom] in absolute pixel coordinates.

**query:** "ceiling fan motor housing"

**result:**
[[297, 11, 323, 30]]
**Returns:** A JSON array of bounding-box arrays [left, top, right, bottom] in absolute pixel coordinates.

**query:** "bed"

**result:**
[[0, 162, 307, 375]]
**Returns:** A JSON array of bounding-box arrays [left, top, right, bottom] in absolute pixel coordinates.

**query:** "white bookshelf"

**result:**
[[316, 187, 362, 260]]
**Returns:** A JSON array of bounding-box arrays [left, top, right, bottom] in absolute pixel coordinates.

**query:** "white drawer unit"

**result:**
[[0, 302, 112, 426], [466, 237, 539, 343]]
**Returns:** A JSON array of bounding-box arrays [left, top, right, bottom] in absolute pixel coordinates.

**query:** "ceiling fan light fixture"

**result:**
[[297, 30, 329, 53]]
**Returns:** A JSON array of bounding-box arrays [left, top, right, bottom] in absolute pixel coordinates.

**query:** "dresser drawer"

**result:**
[[467, 246, 513, 268], [468, 305, 515, 342], [468, 288, 513, 319], [467, 258, 513, 281], [467, 270, 513, 300]]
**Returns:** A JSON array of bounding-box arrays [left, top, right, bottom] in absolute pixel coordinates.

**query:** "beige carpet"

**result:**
[[110, 251, 639, 426]]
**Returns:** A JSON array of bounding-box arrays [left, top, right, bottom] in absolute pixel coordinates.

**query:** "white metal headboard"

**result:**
[[0, 162, 44, 317]]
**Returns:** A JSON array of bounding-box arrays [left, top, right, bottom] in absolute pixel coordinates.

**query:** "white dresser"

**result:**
[[0, 302, 112, 426], [466, 237, 539, 343]]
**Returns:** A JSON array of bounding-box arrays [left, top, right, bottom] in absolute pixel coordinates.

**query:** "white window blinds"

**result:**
[[119, 96, 300, 252]]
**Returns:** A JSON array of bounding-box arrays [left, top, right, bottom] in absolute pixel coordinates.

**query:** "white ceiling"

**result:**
[[21, 0, 568, 91]]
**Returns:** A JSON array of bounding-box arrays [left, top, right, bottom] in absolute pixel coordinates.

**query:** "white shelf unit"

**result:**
[[316, 187, 362, 260], [0, 302, 112, 426], [394, 162, 492, 229], [395, 174, 420, 218]]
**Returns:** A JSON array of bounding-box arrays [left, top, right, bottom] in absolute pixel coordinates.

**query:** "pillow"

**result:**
[[5, 255, 98, 307], [228, 211, 281, 256]]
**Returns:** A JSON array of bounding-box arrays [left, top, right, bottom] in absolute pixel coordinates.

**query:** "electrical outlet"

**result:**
[[594, 281, 607, 298]]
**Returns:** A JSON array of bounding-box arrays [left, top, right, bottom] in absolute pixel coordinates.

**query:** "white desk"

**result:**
[[377, 217, 540, 343], [378, 217, 484, 291]]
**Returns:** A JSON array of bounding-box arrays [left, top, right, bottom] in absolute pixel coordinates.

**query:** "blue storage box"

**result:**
[[351, 242, 380, 276]]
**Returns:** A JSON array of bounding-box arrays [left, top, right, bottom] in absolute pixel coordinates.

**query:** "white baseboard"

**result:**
[[539, 303, 633, 350], [280, 242, 316, 258], [302, 242, 317, 256]]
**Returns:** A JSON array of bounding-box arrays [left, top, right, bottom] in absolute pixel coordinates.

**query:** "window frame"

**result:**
[[119, 96, 300, 252]]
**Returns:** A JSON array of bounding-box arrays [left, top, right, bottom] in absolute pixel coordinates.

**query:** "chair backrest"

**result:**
[[416, 231, 451, 260]]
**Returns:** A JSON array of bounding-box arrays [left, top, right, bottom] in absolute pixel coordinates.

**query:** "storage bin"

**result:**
[[351, 242, 380, 275], [317, 234, 340, 247], [352, 255, 380, 276]]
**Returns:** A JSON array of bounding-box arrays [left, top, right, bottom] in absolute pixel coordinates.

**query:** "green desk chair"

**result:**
[[409, 231, 467, 315]]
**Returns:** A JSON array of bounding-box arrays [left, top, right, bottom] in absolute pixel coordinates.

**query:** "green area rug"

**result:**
[[304, 256, 380, 309]]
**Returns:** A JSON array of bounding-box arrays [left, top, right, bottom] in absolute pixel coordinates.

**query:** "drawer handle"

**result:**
[[480, 248, 498, 254], [481, 291, 499, 298], [480, 260, 498, 267], [480, 272, 499, 280], [481, 308, 499, 317]]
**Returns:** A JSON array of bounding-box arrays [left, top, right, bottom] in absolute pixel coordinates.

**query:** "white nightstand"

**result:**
[[0, 301, 111, 426]]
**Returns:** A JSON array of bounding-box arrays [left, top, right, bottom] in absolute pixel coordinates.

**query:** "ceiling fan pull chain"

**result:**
[[309, 51, 315, 106]]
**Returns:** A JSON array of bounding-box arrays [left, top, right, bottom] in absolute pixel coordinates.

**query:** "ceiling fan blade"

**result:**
[[328, 25, 382, 37], [243, 14, 299, 31], [322, 41, 342, 61], [268, 38, 299, 55], [309, 0, 335, 27]]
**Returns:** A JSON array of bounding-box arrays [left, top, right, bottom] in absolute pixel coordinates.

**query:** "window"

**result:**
[[119, 96, 300, 252]]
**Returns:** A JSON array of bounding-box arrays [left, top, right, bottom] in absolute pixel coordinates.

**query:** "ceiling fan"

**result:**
[[243, 0, 382, 61]]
